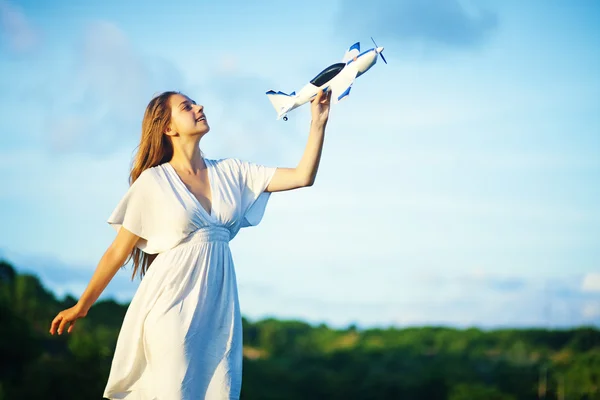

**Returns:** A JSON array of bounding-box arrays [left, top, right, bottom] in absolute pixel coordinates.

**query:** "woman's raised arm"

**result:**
[[267, 89, 331, 192]]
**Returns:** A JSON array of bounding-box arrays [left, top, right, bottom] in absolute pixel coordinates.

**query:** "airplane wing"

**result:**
[[341, 42, 360, 63], [328, 63, 358, 104]]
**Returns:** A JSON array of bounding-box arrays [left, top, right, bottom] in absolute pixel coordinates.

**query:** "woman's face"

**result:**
[[167, 93, 209, 138]]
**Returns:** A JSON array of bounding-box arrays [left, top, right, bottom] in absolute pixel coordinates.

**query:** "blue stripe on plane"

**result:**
[[267, 90, 296, 97], [347, 48, 376, 65], [357, 49, 374, 58], [345, 42, 361, 65], [337, 86, 351, 101]]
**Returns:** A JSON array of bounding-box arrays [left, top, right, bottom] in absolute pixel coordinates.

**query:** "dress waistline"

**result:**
[[180, 226, 231, 244]]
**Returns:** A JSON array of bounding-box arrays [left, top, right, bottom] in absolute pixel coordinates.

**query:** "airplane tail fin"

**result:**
[[266, 90, 296, 119]]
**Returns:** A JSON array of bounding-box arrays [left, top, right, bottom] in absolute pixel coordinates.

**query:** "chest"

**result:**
[[163, 164, 241, 226], [184, 178, 213, 214], [177, 170, 213, 215]]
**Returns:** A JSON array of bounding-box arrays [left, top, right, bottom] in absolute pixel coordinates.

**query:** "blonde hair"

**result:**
[[126, 91, 179, 280]]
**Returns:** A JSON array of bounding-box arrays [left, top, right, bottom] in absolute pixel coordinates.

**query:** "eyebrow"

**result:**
[[179, 99, 196, 108]]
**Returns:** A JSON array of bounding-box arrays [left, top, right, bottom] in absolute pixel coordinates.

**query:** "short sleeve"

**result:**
[[107, 169, 176, 253], [235, 159, 277, 228]]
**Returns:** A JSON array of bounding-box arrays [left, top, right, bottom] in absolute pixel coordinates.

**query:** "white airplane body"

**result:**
[[266, 38, 387, 120]]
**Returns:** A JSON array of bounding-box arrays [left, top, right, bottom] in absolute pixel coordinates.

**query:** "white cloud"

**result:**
[[237, 271, 598, 329], [13, 19, 300, 163], [582, 273, 600, 293], [335, 0, 498, 51], [43, 20, 185, 155], [582, 302, 600, 319]]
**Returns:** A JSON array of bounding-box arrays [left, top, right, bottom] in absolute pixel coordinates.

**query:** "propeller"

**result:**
[[371, 36, 387, 64]]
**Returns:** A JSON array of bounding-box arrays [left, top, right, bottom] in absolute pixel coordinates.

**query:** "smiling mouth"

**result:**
[[196, 116, 206, 122]]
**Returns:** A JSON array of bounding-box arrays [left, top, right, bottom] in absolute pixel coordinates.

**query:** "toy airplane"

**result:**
[[266, 37, 387, 121]]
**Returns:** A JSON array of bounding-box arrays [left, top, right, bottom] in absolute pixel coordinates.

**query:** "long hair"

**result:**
[[126, 91, 179, 280]]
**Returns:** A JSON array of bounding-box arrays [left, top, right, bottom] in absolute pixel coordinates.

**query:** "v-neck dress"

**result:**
[[102, 157, 276, 400]]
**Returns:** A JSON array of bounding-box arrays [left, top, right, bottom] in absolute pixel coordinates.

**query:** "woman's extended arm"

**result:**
[[266, 88, 331, 192], [49, 227, 140, 335]]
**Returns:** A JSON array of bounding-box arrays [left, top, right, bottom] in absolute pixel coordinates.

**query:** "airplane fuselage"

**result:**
[[265, 41, 385, 120], [350, 48, 380, 78], [287, 48, 381, 114]]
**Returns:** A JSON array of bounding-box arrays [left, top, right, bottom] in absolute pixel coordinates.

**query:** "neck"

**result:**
[[169, 137, 205, 171]]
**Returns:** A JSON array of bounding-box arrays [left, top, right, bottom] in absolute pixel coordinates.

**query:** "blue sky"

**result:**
[[1, 0, 599, 329]]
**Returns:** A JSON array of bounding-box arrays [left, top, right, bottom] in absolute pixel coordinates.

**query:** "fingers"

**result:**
[[316, 90, 331, 107], [50, 311, 75, 335], [58, 316, 70, 335], [311, 88, 324, 103], [67, 319, 77, 334], [50, 313, 62, 335], [311, 89, 331, 106]]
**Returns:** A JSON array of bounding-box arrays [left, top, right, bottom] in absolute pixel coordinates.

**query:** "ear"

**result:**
[[164, 124, 176, 137]]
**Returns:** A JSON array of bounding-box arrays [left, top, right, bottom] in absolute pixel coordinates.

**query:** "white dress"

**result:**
[[102, 157, 276, 400]]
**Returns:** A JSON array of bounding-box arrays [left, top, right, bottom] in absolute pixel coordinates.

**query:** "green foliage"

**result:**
[[449, 383, 516, 400], [1, 258, 599, 399]]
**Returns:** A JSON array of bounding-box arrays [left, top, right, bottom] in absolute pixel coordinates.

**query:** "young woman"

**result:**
[[49, 88, 331, 399]]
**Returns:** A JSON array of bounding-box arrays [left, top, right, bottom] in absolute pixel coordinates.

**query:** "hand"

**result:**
[[310, 88, 331, 127], [49, 303, 87, 335]]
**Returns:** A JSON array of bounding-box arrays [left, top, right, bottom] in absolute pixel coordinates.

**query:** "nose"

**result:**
[[376, 46, 384, 53]]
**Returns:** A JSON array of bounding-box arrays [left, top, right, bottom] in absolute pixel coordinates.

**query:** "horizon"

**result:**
[[4, 255, 600, 333]]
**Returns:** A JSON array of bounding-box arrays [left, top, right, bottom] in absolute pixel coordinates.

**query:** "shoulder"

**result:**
[[137, 166, 160, 182], [129, 165, 163, 192], [209, 157, 266, 170], [208, 157, 241, 167], [208, 157, 276, 177], [207, 157, 244, 175]]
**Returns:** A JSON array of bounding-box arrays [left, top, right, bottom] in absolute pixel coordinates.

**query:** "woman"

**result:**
[[49, 88, 331, 399]]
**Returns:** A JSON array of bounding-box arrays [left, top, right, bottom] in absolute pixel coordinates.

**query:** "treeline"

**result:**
[[0, 259, 599, 399]]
